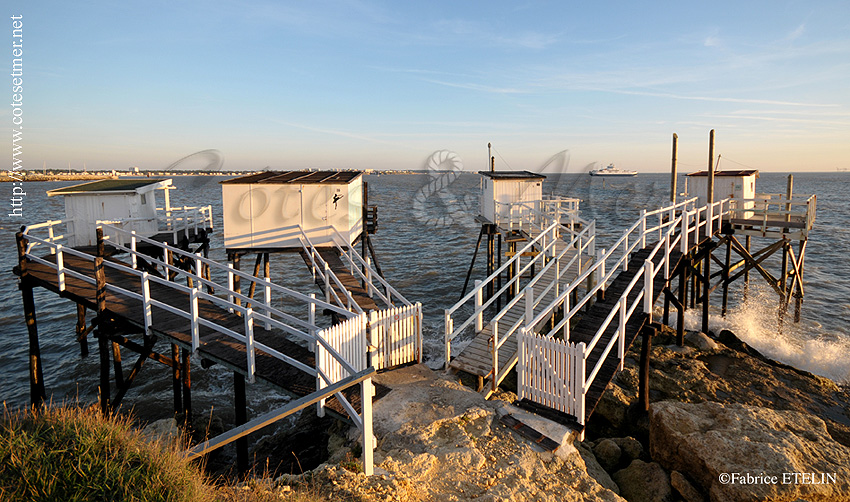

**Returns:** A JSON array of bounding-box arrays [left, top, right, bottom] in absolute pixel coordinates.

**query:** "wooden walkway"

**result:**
[[450, 230, 591, 385], [16, 250, 384, 416], [299, 248, 380, 313]]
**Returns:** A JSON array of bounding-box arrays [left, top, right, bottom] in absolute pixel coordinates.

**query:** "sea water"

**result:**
[[1, 171, 847, 422]]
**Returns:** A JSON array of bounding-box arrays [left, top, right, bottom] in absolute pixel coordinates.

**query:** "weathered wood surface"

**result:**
[[451, 233, 591, 384], [14, 251, 384, 416], [299, 247, 381, 313]]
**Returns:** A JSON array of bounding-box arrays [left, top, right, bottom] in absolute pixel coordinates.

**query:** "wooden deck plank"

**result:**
[[16, 249, 382, 417]]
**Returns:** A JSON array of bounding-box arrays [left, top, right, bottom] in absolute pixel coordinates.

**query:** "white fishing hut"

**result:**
[[220, 170, 364, 251], [686, 170, 758, 206], [479, 171, 545, 224], [46, 178, 172, 247]]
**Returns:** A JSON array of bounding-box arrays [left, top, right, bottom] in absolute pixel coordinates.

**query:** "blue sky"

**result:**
[[10, 1, 850, 172]]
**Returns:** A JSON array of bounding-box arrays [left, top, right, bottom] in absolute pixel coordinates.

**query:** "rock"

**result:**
[[684, 331, 717, 351], [650, 400, 850, 502], [610, 437, 643, 462], [591, 381, 633, 436], [663, 344, 694, 355], [670, 471, 703, 502], [611, 460, 672, 502], [576, 442, 620, 495], [140, 418, 180, 444], [593, 439, 622, 472]]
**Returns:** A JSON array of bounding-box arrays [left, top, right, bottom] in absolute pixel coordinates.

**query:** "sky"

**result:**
[[7, 1, 850, 173]]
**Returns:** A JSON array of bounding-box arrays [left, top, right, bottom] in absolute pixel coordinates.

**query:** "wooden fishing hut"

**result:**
[[47, 179, 174, 247], [220, 170, 384, 316], [665, 131, 817, 338]]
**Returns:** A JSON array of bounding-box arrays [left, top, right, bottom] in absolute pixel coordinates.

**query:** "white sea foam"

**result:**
[[679, 285, 850, 385]]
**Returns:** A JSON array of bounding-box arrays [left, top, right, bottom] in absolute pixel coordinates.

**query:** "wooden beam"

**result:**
[[111, 334, 157, 410], [234, 372, 249, 474]]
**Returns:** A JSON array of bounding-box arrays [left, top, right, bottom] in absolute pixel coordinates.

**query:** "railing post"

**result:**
[[48, 225, 55, 254], [618, 295, 627, 370], [444, 309, 452, 369], [141, 272, 152, 336], [491, 320, 499, 392], [576, 341, 586, 429], [707, 202, 714, 236], [417, 303, 424, 364], [56, 244, 66, 292], [640, 209, 647, 248], [361, 377, 374, 476], [244, 308, 255, 383], [183, 207, 189, 239], [524, 286, 534, 329], [664, 232, 671, 280], [564, 290, 571, 341], [308, 293, 317, 352], [643, 259, 655, 316], [227, 263, 235, 313], [263, 256, 271, 330], [365, 254, 373, 298], [130, 231, 138, 269], [596, 248, 606, 297], [474, 280, 484, 332], [190, 287, 200, 353], [622, 235, 629, 272], [324, 262, 332, 304]]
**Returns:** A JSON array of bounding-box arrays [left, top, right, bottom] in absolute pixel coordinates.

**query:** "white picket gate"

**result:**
[[518, 329, 583, 417], [369, 303, 422, 370], [316, 313, 368, 388]]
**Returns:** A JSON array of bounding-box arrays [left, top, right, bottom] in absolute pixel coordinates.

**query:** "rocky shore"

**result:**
[[200, 326, 850, 501]]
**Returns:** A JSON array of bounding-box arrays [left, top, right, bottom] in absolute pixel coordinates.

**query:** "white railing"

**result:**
[[298, 228, 364, 315], [369, 303, 422, 370], [726, 193, 816, 239], [328, 227, 411, 308], [21, 223, 376, 474], [518, 197, 732, 432], [494, 197, 588, 241], [444, 215, 596, 370], [157, 204, 214, 243]]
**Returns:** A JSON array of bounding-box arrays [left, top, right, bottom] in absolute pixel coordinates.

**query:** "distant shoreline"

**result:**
[[0, 170, 431, 182]]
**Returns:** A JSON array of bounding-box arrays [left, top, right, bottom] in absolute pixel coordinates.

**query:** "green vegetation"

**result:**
[[0, 403, 215, 502]]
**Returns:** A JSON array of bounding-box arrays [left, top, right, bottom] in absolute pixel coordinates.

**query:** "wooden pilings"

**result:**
[[234, 372, 249, 474], [16, 229, 46, 407]]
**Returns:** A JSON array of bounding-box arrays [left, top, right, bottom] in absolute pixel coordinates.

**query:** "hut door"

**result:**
[[301, 185, 332, 244]]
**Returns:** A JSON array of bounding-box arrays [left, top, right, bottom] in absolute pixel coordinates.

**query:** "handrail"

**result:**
[[517, 196, 736, 431], [297, 229, 363, 315], [327, 226, 411, 307]]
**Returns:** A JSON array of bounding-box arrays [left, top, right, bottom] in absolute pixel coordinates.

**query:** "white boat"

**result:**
[[589, 163, 637, 177]]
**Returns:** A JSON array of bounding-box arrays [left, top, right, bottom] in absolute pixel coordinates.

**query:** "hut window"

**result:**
[[140, 194, 147, 205]]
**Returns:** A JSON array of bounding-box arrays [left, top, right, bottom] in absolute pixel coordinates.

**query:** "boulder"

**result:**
[[593, 439, 622, 472], [611, 459, 672, 502], [610, 437, 643, 462], [684, 331, 717, 351], [650, 401, 850, 502], [670, 471, 704, 502]]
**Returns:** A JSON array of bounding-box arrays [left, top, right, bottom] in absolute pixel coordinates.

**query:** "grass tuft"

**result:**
[[0, 403, 215, 502]]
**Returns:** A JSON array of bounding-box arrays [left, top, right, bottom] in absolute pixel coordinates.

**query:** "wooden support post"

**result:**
[[707, 129, 715, 207], [721, 238, 732, 316], [76, 304, 89, 356], [246, 252, 263, 305], [496, 234, 502, 311], [182, 350, 192, 425], [232, 253, 242, 308], [638, 324, 655, 413], [112, 341, 124, 389], [702, 244, 711, 334], [234, 372, 249, 475], [677, 261, 686, 347], [670, 133, 678, 203], [794, 240, 806, 322], [172, 344, 182, 414], [743, 235, 751, 301], [487, 229, 495, 300], [16, 231, 46, 407], [94, 228, 110, 414], [459, 226, 485, 300]]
